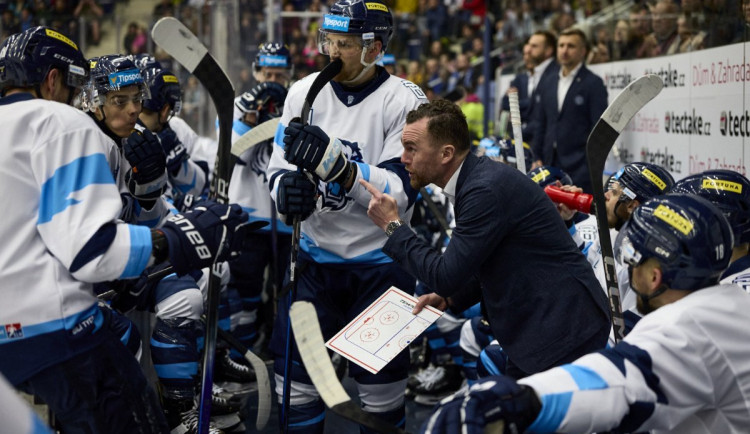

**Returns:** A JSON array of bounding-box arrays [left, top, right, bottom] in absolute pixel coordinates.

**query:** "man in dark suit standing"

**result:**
[[530, 28, 608, 193], [360, 99, 611, 378], [501, 30, 557, 145]]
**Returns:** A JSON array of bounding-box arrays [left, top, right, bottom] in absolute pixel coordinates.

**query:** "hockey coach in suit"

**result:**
[[361, 99, 611, 378], [530, 27, 608, 193]]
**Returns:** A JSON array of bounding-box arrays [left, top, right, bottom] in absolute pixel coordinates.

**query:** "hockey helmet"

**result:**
[[670, 170, 750, 246], [0, 26, 88, 95], [253, 42, 292, 72], [131, 53, 162, 72], [82, 54, 149, 111], [528, 165, 573, 188], [498, 138, 534, 172], [611, 162, 674, 203], [142, 67, 182, 115], [620, 194, 733, 291], [318, 0, 393, 56], [235, 81, 287, 125]]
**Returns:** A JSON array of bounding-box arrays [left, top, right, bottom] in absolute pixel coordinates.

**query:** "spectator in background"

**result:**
[[611, 19, 639, 60], [73, 0, 103, 45], [629, 4, 653, 58], [152, 0, 174, 19], [646, 0, 681, 56], [678, 13, 706, 52], [448, 53, 475, 93], [530, 28, 607, 193], [425, 0, 447, 42], [1, 10, 19, 39]]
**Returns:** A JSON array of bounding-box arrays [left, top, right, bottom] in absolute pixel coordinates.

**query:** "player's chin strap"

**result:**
[[341, 45, 384, 86], [632, 282, 669, 313]]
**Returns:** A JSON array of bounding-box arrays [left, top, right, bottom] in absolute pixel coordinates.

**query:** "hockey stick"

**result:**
[[507, 90, 526, 174], [587, 74, 663, 343], [151, 17, 251, 434], [231, 118, 281, 157], [290, 301, 408, 434], [282, 58, 343, 431]]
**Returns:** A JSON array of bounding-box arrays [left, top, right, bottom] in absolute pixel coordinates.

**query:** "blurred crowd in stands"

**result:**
[[2, 0, 748, 133]]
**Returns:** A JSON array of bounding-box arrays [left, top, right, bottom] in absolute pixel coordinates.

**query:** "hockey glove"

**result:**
[[283, 121, 352, 184], [124, 128, 168, 200], [159, 200, 250, 275], [158, 126, 189, 175], [420, 376, 541, 434], [276, 171, 317, 222]]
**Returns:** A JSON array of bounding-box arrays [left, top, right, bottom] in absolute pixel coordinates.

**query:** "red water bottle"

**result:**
[[543, 185, 594, 214]]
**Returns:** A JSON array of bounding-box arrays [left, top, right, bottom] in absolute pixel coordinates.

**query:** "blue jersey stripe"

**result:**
[[0, 304, 101, 344], [119, 225, 151, 279], [300, 234, 392, 264], [274, 121, 286, 149], [38, 153, 115, 224], [526, 392, 573, 432], [561, 364, 608, 390], [153, 361, 199, 379]]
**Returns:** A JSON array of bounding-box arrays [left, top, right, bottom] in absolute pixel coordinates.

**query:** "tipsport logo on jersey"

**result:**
[[108, 68, 143, 89]]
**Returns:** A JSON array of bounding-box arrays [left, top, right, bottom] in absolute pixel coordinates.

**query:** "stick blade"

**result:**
[[151, 17, 207, 73], [290, 302, 407, 434], [231, 118, 280, 157]]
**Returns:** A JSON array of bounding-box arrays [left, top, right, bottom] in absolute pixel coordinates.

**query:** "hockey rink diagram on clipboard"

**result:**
[[326, 287, 443, 374]]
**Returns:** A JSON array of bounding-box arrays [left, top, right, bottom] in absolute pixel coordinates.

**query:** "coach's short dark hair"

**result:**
[[533, 30, 557, 58], [406, 99, 471, 154], [559, 28, 590, 56]]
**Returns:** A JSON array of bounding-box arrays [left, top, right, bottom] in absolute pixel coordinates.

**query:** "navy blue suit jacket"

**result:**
[[501, 62, 557, 146], [530, 64, 608, 193], [383, 154, 610, 374]]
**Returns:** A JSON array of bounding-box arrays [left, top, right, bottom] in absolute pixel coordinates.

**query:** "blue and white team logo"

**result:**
[[323, 14, 350, 31], [320, 141, 363, 211], [248, 141, 272, 182]]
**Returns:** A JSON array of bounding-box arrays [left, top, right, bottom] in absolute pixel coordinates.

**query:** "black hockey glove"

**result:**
[[124, 128, 168, 200], [159, 200, 249, 275], [276, 171, 317, 223], [158, 126, 189, 175], [283, 122, 351, 184], [420, 376, 541, 434]]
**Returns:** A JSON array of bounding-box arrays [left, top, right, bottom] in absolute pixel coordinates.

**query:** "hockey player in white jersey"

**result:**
[[139, 66, 209, 202], [423, 193, 750, 434], [0, 27, 248, 433], [82, 54, 241, 433], [267, 0, 428, 431], [669, 170, 750, 290]]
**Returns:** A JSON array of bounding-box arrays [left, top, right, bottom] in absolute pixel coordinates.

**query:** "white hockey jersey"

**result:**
[[229, 127, 291, 234], [0, 94, 152, 384], [267, 69, 428, 263], [520, 284, 750, 433]]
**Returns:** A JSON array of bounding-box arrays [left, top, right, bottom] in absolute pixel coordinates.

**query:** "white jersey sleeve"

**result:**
[[267, 71, 427, 262], [519, 284, 750, 433]]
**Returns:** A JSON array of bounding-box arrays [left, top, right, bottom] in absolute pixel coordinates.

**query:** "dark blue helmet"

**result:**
[[235, 81, 287, 124], [528, 165, 573, 188], [0, 26, 88, 94], [142, 67, 181, 115], [253, 42, 292, 72], [82, 54, 149, 111], [612, 162, 674, 203], [670, 170, 750, 246], [319, 0, 394, 54], [498, 138, 534, 172], [620, 194, 733, 291], [131, 53, 162, 72]]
